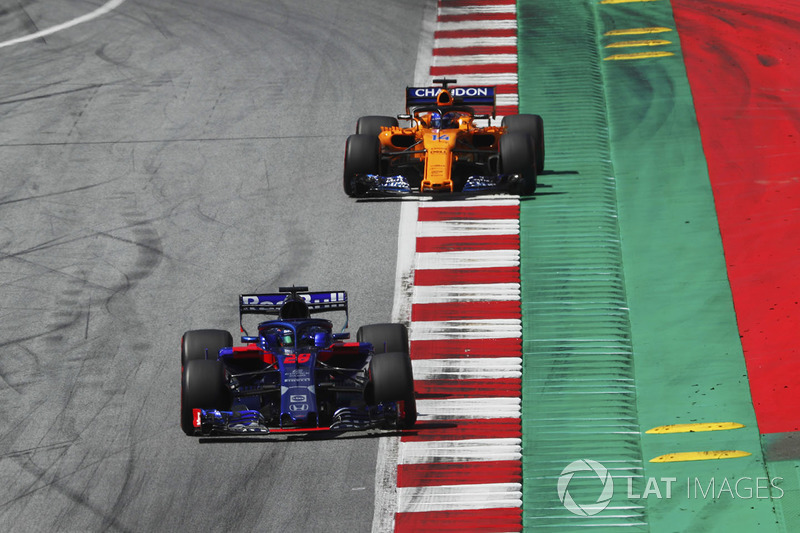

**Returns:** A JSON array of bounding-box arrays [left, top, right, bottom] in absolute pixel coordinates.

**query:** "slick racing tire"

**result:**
[[181, 329, 232, 367], [499, 132, 537, 196], [357, 323, 409, 354], [343, 134, 381, 197], [356, 115, 398, 137], [181, 359, 231, 436], [369, 351, 416, 429], [502, 114, 545, 174]]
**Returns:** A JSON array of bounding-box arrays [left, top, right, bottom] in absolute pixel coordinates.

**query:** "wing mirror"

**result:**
[[241, 336, 259, 343], [332, 332, 350, 341]]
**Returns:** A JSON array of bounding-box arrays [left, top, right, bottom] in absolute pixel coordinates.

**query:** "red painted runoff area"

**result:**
[[673, 0, 800, 433]]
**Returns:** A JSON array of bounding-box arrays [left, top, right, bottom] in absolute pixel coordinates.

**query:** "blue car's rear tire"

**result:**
[[181, 329, 232, 367], [181, 359, 231, 436], [357, 323, 409, 354], [369, 351, 416, 429]]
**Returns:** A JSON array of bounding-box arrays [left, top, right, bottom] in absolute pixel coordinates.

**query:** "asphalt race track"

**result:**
[[0, 1, 426, 530]]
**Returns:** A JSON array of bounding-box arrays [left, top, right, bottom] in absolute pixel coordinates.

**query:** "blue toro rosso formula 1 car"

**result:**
[[180, 287, 416, 436]]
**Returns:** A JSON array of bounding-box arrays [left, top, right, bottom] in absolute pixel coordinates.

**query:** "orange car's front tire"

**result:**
[[343, 134, 381, 197]]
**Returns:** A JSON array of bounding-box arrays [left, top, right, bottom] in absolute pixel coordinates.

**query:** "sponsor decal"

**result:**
[[284, 353, 311, 364], [241, 292, 345, 306], [410, 87, 492, 98]]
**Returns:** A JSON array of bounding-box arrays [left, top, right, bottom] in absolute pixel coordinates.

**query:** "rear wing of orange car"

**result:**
[[405, 85, 496, 117]]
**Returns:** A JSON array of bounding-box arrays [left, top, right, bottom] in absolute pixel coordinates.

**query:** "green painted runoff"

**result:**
[[517, 0, 778, 531]]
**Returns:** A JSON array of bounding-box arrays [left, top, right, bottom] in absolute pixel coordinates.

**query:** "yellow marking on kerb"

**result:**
[[605, 27, 672, 36], [650, 450, 752, 463], [646, 422, 745, 434], [606, 39, 672, 48], [605, 51, 675, 61]]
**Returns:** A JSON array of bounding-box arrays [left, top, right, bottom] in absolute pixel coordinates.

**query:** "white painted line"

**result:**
[[497, 94, 519, 106], [413, 283, 521, 303], [0, 0, 127, 49], [410, 321, 521, 342], [435, 37, 517, 48], [417, 398, 521, 420], [416, 250, 519, 270], [434, 54, 519, 66], [397, 483, 522, 513], [437, 20, 517, 31], [412, 357, 522, 380], [432, 73, 518, 86], [440, 6, 517, 16], [391, 201, 419, 326], [398, 438, 522, 464], [418, 198, 520, 208], [417, 220, 519, 237]]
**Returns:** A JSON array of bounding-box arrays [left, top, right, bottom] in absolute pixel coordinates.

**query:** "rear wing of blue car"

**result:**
[[406, 81, 496, 117], [239, 287, 348, 331]]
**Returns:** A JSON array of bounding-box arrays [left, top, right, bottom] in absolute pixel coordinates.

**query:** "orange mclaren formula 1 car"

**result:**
[[343, 78, 544, 196]]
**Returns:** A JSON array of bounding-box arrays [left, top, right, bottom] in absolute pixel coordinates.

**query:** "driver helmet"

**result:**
[[442, 112, 459, 129], [429, 112, 442, 129], [280, 331, 294, 347]]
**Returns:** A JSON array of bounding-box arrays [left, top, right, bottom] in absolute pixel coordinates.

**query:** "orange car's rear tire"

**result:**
[[343, 134, 381, 197], [356, 116, 398, 137], [500, 132, 537, 196], [502, 114, 545, 174]]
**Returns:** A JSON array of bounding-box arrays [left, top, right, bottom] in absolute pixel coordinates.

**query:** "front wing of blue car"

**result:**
[[190, 404, 403, 436]]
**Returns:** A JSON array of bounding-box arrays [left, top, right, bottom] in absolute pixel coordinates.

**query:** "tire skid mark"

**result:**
[[1, 192, 163, 528]]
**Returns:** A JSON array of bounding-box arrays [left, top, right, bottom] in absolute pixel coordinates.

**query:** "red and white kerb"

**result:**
[[393, 200, 523, 533], [378, 1, 523, 531]]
